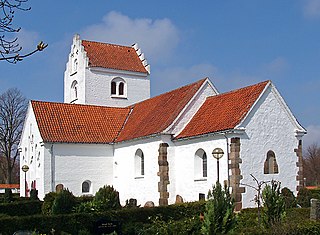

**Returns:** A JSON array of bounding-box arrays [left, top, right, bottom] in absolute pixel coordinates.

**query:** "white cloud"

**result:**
[[303, 0, 320, 18], [81, 11, 179, 63], [151, 63, 218, 95], [304, 125, 320, 148]]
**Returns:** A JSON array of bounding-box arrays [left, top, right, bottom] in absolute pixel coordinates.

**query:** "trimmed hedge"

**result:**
[[0, 201, 205, 234], [0, 200, 42, 216]]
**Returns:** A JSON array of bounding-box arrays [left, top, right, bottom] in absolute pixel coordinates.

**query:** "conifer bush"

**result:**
[[281, 187, 296, 209], [201, 182, 236, 235], [93, 185, 121, 211], [42, 192, 57, 215], [51, 189, 76, 214]]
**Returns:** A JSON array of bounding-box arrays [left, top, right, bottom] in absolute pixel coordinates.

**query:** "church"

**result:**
[[19, 34, 306, 210]]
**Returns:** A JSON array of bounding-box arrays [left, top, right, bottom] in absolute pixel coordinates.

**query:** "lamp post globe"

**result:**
[[21, 165, 29, 197], [212, 148, 224, 182]]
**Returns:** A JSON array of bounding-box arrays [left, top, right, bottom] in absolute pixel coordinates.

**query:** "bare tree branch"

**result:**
[[303, 143, 320, 186], [0, 0, 47, 63], [0, 88, 27, 184]]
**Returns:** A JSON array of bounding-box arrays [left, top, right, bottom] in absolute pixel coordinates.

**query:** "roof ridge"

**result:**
[[207, 80, 270, 100], [113, 106, 134, 142], [31, 100, 130, 110], [126, 78, 207, 108], [82, 39, 132, 49]]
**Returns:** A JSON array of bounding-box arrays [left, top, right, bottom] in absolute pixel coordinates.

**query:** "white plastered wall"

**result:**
[[239, 86, 300, 208], [64, 35, 87, 104], [113, 137, 164, 206], [42, 143, 114, 199], [84, 68, 150, 107], [172, 136, 229, 203], [19, 104, 45, 199]]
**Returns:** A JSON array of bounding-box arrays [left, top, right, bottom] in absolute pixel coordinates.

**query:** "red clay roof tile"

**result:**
[[32, 101, 131, 143], [176, 81, 269, 139], [82, 40, 148, 74], [0, 184, 20, 189], [116, 79, 206, 142]]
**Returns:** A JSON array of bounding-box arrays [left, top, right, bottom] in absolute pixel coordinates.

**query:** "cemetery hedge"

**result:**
[[0, 200, 42, 216], [0, 201, 206, 234], [0, 203, 320, 234]]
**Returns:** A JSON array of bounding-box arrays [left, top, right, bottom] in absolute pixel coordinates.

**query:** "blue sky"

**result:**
[[0, 0, 319, 147]]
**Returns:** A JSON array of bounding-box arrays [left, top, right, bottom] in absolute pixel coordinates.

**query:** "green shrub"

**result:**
[[42, 192, 57, 215], [93, 185, 121, 211], [297, 187, 312, 207], [281, 187, 296, 208], [201, 182, 236, 234], [51, 189, 76, 214], [139, 215, 201, 235], [4, 188, 13, 203], [30, 189, 39, 201], [0, 200, 42, 216], [262, 180, 286, 228], [309, 188, 320, 200]]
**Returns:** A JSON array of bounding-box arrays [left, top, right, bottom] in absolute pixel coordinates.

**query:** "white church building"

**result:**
[[19, 34, 306, 210]]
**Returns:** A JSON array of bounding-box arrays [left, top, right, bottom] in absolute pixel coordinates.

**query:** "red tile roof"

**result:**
[[32, 101, 131, 143], [176, 81, 269, 139], [32, 80, 269, 143], [82, 40, 148, 74], [0, 184, 20, 189], [116, 79, 206, 142]]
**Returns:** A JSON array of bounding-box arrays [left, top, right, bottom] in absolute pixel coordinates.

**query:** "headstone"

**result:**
[[144, 201, 155, 207], [94, 219, 120, 235], [175, 195, 184, 204], [310, 198, 320, 220]]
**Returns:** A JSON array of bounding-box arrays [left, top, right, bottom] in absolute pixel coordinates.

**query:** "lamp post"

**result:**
[[212, 148, 224, 182], [22, 165, 29, 197]]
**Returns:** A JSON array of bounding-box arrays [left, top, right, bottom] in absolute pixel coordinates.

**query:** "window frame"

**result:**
[[264, 150, 279, 174], [194, 149, 208, 181], [110, 77, 127, 98], [134, 149, 145, 178]]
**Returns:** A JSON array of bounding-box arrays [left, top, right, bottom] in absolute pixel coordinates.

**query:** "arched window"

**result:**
[[135, 149, 145, 177], [195, 149, 207, 179], [82, 180, 91, 193], [111, 81, 116, 95], [110, 77, 126, 97], [71, 80, 78, 101], [119, 82, 124, 95], [264, 150, 279, 174]]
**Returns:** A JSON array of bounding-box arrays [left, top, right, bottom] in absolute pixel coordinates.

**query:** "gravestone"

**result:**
[[94, 219, 120, 235], [310, 198, 320, 220]]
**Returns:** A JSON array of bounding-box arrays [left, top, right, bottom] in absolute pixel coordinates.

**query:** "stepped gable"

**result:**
[[116, 79, 207, 142], [31, 101, 131, 144], [176, 81, 269, 139], [82, 40, 148, 74]]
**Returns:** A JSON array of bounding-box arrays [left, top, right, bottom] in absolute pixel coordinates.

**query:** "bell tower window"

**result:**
[[111, 81, 117, 95], [119, 82, 124, 95], [110, 77, 127, 98]]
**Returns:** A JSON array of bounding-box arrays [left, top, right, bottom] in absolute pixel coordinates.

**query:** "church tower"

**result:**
[[64, 34, 150, 107]]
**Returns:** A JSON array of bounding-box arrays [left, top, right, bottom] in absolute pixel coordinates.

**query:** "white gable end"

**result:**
[[166, 78, 219, 136], [238, 84, 304, 208]]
